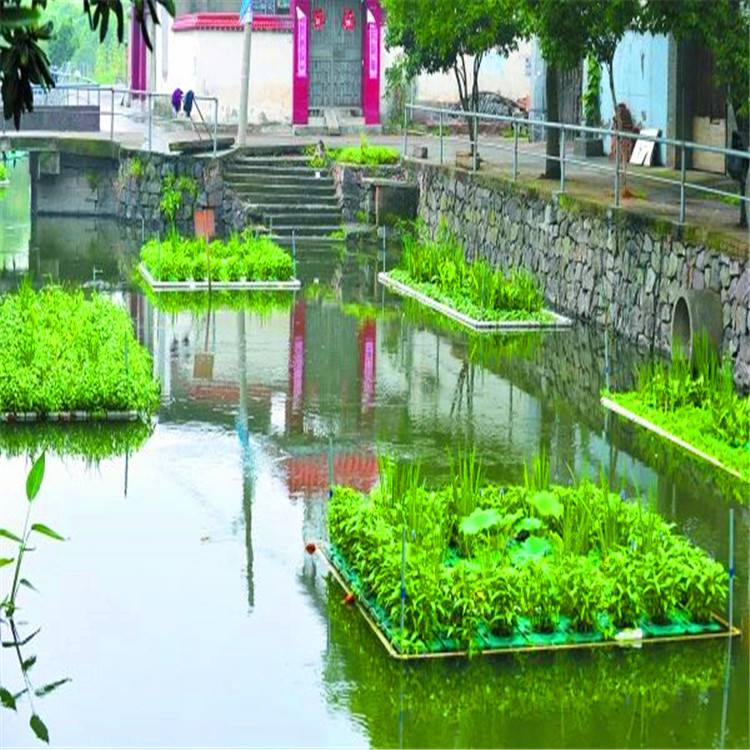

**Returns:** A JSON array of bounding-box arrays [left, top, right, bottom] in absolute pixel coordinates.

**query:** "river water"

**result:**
[[1, 158, 748, 748]]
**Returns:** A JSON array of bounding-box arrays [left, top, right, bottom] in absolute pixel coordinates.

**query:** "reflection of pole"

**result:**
[[238, 310, 254, 610], [719, 635, 731, 748], [399, 526, 406, 651], [124, 449, 129, 499], [728, 508, 735, 632]]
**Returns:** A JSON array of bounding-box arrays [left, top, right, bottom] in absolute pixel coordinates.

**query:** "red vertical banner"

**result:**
[[362, 1, 381, 125], [288, 299, 306, 428], [292, 0, 310, 124], [359, 319, 376, 413]]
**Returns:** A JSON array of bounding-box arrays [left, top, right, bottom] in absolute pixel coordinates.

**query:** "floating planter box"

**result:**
[[318, 544, 737, 660], [378, 272, 571, 332], [601, 397, 748, 483], [324, 461, 738, 660], [0, 286, 159, 421], [138, 263, 301, 293], [139, 231, 301, 293]]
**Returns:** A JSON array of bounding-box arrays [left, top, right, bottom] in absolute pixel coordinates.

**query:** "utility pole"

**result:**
[[237, 1, 254, 147]]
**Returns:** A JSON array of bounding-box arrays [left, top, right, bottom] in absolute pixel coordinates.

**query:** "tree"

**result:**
[[0, 0, 174, 128], [382, 0, 525, 155], [47, 18, 77, 68]]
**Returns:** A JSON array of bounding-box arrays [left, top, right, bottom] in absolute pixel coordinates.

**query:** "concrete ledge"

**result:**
[[600, 396, 746, 482], [139, 262, 301, 292], [378, 272, 572, 332]]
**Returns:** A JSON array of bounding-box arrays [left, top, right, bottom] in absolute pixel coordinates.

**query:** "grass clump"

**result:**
[[306, 136, 400, 167], [140, 230, 294, 283], [328, 452, 728, 655], [0, 163, 8, 183], [390, 223, 551, 322], [0, 284, 159, 416], [606, 335, 750, 482]]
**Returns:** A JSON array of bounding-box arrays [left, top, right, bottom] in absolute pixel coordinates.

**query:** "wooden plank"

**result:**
[[378, 272, 572, 332], [601, 396, 746, 482]]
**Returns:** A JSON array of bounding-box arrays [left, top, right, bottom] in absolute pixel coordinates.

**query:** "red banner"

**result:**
[[312, 7, 325, 30]]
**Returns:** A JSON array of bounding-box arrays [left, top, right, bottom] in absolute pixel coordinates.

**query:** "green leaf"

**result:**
[[0, 7, 42, 28], [19, 578, 37, 592], [30, 524, 65, 542], [529, 490, 563, 518], [510, 535, 552, 565], [34, 678, 71, 698], [22, 655, 37, 673], [459, 507, 502, 536], [26, 453, 45, 502], [30, 714, 49, 744], [0, 529, 23, 543], [0, 558, 14, 568], [515, 517, 544, 532], [0, 687, 16, 710]]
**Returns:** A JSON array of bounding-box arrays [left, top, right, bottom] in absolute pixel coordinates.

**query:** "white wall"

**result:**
[[382, 40, 532, 107], [155, 26, 293, 124]]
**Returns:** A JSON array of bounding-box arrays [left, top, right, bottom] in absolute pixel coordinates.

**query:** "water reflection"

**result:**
[[0, 203, 747, 747]]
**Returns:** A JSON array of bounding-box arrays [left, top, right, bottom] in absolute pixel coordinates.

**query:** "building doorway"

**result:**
[[308, 0, 362, 113]]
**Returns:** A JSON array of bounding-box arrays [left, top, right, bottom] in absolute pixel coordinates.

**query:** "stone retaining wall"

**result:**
[[115, 150, 246, 236], [330, 163, 402, 221], [409, 162, 750, 390]]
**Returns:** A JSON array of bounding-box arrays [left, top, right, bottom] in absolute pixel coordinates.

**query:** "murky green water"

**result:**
[[1, 160, 748, 748]]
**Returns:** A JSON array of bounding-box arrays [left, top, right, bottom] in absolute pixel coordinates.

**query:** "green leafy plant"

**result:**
[[327, 453, 729, 655], [1, 452, 71, 745], [0, 283, 159, 416], [391, 222, 551, 323], [606, 332, 750, 482], [0, 163, 8, 183], [140, 230, 294, 284], [159, 175, 199, 235], [582, 55, 602, 127]]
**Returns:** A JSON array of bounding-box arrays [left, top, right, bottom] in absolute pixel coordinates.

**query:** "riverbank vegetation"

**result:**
[[390, 224, 551, 322], [605, 338, 750, 482], [327, 453, 728, 655], [0, 285, 159, 416], [140, 231, 295, 284]]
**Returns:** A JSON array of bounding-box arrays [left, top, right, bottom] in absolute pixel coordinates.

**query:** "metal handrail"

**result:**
[[27, 83, 221, 157], [405, 102, 750, 225]]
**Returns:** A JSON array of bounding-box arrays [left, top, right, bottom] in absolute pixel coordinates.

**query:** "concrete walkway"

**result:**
[[4, 115, 747, 258]]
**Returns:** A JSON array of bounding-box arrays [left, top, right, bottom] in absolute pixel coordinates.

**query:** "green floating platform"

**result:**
[[319, 544, 738, 661]]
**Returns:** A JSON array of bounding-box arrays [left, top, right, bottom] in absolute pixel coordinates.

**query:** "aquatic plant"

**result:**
[[327, 452, 729, 654], [0, 284, 159, 416], [140, 230, 294, 283], [391, 222, 549, 322], [0, 163, 8, 183], [1, 453, 70, 744], [607, 333, 750, 482], [160, 174, 199, 235]]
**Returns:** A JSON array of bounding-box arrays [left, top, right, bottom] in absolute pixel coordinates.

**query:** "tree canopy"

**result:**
[[0, 0, 174, 128]]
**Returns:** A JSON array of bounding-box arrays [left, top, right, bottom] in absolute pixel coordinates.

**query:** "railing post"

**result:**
[[148, 91, 154, 153], [512, 120, 519, 181], [679, 144, 687, 224], [439, 110, 444, 165], [213, 98, 219, 158], [402, 103, 408, 157], [110, 87, 115, 142], [472, 113, 478, 172], [559, 126, 566, 193], [613, 133, 620, 208]]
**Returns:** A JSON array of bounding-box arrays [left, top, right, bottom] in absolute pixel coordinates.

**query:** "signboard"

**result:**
[[240, 0, 253, 25], [342, 7, 355, 31]]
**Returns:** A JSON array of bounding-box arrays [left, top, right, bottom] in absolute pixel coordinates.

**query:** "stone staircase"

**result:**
[[223, 154, 341, 240]]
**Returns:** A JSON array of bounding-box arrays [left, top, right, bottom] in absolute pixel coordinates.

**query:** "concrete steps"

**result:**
[[224, 154, 342, 237]]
